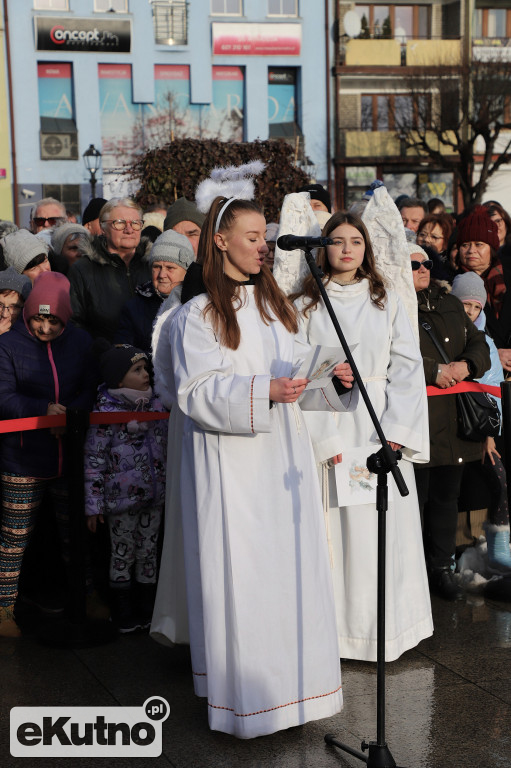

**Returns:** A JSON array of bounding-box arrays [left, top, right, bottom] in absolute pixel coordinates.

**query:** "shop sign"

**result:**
[[35, 17, 131, 53], [212, 23, 301, 56]]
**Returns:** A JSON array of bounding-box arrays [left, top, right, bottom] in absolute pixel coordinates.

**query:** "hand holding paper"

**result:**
[[293, 344, 358, 390]]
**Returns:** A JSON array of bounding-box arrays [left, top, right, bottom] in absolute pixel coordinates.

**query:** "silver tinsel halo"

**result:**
[[195, 160, 266, 214]]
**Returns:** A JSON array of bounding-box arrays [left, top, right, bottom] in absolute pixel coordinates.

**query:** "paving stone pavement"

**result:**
[[1, 591, 511, 768]]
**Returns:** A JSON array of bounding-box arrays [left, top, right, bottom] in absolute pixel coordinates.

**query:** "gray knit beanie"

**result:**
[[0, 220, 18, 237], [146, 230, 196, 269], [1, 229, 49, 273], [0, 267, 31, 299], [451, 272, 487, 308], [51, 223, 91, 255], [163, 197, 205, 231]]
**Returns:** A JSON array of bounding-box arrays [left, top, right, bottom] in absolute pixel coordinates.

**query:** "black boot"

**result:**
[[110, 586, 142, 633], [133, 582, 157, 629], [428, 568, 463, 601]]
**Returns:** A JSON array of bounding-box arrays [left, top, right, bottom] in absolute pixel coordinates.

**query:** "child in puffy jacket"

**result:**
[[84, 343, 168, 633]]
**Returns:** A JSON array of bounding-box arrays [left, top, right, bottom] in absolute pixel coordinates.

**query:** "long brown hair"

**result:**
[[198, 197, 298, 349], [291, 211, 386, 315]]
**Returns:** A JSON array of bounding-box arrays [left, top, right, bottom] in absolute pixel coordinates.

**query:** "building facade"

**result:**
[[3, 0, 331, 228], [333, 0, 511, 212]]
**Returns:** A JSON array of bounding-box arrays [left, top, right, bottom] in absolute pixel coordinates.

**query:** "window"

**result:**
[[211, 0, 242, 15], [151, 1, 188, 45], [43, 185, 80, 218], [361, 95, 389, 131], [34, 0, 69, 9], [94, 0, 128, 10], [354, 4, 431, 40], [473, 8, 510, 39], [268, 0, 297, 16], [361, 93, 431, 132]]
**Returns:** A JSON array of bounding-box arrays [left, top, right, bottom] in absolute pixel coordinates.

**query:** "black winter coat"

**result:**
[[416, 283, 491, 468], [68, 236, 152, 340], [114, 281, 163, 355]]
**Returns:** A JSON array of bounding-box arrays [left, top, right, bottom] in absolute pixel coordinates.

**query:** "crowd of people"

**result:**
[[0, 172, 509, 739]]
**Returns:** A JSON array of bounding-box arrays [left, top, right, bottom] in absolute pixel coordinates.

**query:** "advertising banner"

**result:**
[[99, 65, 245, 174], [98, 64, 141, 170], [268, 68, 296, 124], [36, 17, 131, 53], [37, 63, 74, 119], [212, 23, 301, 56]]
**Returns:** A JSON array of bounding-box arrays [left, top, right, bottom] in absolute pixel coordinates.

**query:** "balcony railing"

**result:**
[[338, 37, 462, 67], [152, 0, 188, 46]]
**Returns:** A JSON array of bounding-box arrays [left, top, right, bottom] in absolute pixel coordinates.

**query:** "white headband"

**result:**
[[215, 198, 236, 234]]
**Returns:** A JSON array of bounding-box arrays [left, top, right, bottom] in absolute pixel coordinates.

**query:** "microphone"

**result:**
[[277, 234, 333, 251]]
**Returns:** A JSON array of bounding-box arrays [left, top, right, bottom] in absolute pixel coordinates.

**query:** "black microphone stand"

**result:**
[[299, 247, 409, 768]]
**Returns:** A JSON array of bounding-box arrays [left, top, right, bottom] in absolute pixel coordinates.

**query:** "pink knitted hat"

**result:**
[[23, 271, 72, 325]]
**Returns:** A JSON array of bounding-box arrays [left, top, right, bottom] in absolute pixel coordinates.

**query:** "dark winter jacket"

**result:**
[[83, 385, 168, 517], [68, 235, 152, 341], [416, 282, 491, 468], [114, 280, 163, 355], [0, 318, 97, 478]]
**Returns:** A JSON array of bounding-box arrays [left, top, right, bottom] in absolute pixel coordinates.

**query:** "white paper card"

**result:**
[[334, 446, 394, 507], [292, 343, 358, 390]]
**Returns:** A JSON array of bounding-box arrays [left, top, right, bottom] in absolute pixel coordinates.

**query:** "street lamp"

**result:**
[[83, 144, 102, 198]]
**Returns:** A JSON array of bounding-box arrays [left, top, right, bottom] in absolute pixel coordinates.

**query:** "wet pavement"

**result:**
[[1, 589, 511, 768]]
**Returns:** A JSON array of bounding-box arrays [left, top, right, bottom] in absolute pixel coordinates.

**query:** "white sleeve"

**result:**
[[380, 294, 430, 461], [170, 302, 271, 435]]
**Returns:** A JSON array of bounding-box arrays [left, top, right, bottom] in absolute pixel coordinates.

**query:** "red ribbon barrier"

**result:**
[[426, 382, 501, 398], [0, 410, 170, 435]]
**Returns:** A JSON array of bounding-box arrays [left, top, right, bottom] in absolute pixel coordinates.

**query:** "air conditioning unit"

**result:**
[[40, 132, 78, 161]]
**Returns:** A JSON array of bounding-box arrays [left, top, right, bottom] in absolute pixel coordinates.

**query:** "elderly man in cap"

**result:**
[[163, 197, 205, 256], [114, 229, 195, 354]]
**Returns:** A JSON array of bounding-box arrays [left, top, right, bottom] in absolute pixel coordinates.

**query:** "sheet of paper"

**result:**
[[292, 343, 358, 390], [334, 446, 394, 507]]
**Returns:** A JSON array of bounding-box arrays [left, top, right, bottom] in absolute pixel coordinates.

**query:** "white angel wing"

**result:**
[[272, 192, 322, 296], [361, 186, 419, 342]]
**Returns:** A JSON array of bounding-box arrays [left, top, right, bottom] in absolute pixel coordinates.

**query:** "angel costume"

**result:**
[[297, 283, 433, 662], [276, 186, 432, 662], [164, 284, 350, 738]]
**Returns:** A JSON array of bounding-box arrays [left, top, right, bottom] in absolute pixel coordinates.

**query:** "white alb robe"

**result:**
[[168, 286, 347, 738], [298, 280, 433, 662]]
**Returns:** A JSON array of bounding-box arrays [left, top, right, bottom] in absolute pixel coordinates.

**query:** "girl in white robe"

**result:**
[[164, 197, 354, 739], [293, 211, 433, 663]]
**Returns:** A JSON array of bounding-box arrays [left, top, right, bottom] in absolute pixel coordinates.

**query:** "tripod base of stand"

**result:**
[[325, 734, 406, 767]]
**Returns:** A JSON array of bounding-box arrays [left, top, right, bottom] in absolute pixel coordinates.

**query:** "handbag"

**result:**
[[419, 318, 501, 442]]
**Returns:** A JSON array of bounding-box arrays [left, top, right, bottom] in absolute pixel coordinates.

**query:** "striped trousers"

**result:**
[[0, 473, 69, 607]]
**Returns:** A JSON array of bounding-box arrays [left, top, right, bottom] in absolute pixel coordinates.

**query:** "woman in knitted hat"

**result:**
[[1, 229, 51, 284], [0, 271, 97, 637], [84, 342, 168, 633], [0, 267, 31, 335], [50, 223, 91, 274], [451, 271, 511, 573], [457, 204, 511, 375], [114, 230, 195, 354]]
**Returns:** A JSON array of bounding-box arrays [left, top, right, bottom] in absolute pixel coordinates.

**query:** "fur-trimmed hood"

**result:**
[[78, 234, 152, 266]]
